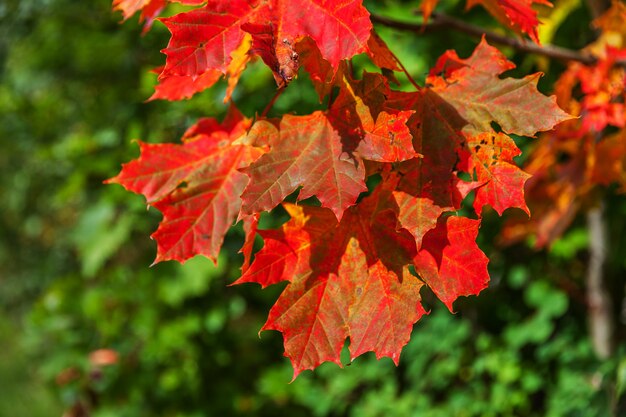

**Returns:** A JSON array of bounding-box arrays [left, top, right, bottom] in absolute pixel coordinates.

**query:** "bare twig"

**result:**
[[370, 12, 626, 67]]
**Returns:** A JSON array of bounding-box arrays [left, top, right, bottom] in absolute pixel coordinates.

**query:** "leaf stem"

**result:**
[[261, 86, 285, 118], [387, 47, 421, 91]]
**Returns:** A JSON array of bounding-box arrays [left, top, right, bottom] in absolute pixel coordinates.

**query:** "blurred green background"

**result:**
[[1, 0, 625, 416]]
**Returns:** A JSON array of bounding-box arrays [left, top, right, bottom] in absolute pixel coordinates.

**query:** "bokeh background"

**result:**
[[1, 0, 625, 416]]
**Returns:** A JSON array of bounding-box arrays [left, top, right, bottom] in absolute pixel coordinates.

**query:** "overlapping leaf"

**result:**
[[384, 87, 474, 244], [160, 1, 257, 78], [107, 110, 264, 263], [241, 75, 415, 220], [460, 132, 531, 215], [414, 216, 489, 311], [236, 194, 427, 377], [428, 37, 571, 137], [240, 112, 368, 220], [501, 3, 626, 247], [149, 0, 371, 99], [254, 0, 372, 70], [417, 38, 573, 216]]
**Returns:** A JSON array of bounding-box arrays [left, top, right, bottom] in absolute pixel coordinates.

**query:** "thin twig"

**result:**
[[370, 12, 625, 67]]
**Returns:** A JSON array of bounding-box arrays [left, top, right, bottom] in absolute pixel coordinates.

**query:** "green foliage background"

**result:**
[[1, 0, 625, 416]]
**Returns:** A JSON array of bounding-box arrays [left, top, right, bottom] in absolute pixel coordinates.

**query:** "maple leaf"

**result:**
[[107, 109, 265, 263], [236, 193, 427, 377], [330, 74, 418, 163], [159, 1, 257, 79], [241, 73, 417, 220], [381, 87, 477, 245], [240, 112, 367, 220], [154, 0, 371, 96], [414, 216, 490, 311], [392, 189, 446, 250], [459, 132, 531, 215], [466, 0, 552, 43], [428, 37, 572, 137], [235, 203, 338, 288], [365, 173, 449, 252], [297, 37, 339, 100], [354, 110, 417, 162], [386, 88, 472, 205], [241, 0, 371, 86], [252, 0, 372, 70]]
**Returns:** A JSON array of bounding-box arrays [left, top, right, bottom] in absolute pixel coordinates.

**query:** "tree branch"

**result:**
[[586, 202, 614, 359], [370, 12, 624, 67]]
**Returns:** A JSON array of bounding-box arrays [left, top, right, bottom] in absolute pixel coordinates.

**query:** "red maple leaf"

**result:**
[[236, 191, 427, 378], [106, 109, 265, 263], [428, 37, 571, 137], [414, 216, 490, 311], [384, 87, 477, 231], [296, 37, 339, 101], [240, 111, 368, 220], [459, 132, 531, 215], [241, 74, 416, 220], [160, 1, 257, 78], [155, 0, 371, 98], [236, 185, 490, 376], [250, 0, 371, 70]]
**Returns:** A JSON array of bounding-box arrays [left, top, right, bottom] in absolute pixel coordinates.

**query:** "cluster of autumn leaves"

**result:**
[[108, 0, 624, 377], [502, 1, 626, 247]]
